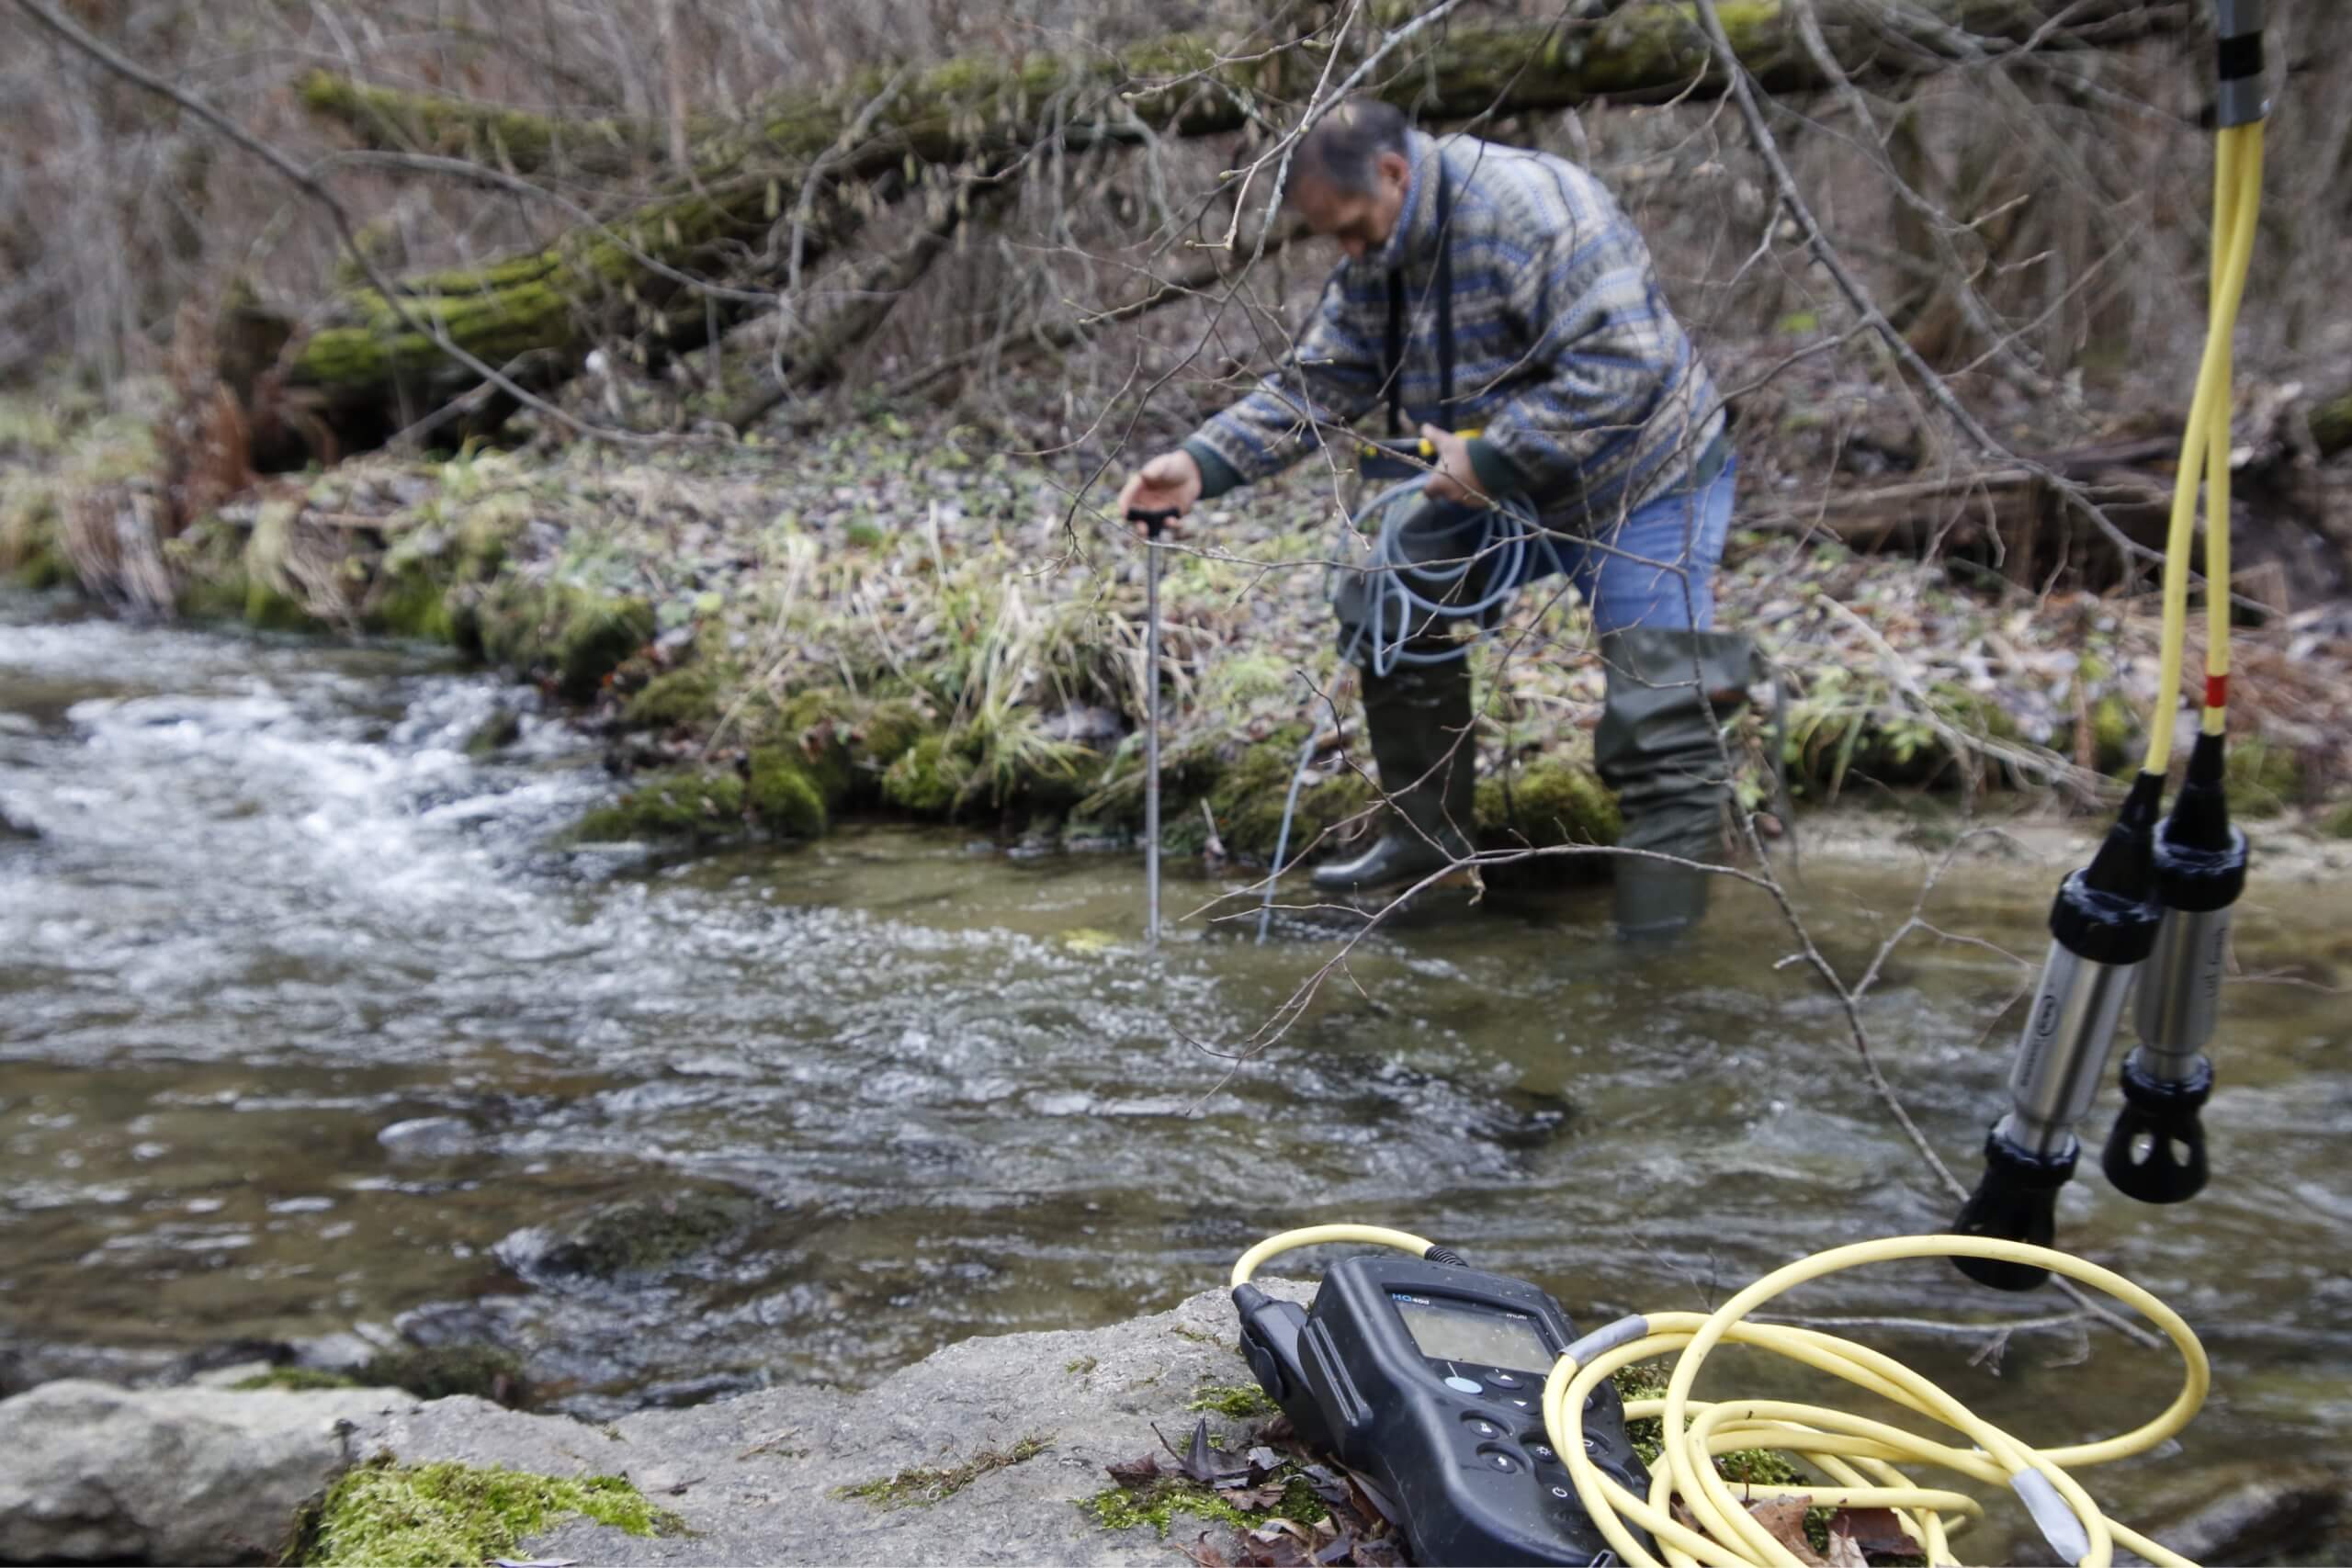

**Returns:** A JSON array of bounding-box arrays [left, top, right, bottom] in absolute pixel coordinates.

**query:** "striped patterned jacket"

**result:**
[[1183, 129, 1724, 532]]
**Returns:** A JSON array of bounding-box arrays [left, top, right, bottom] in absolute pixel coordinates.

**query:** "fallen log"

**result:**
[[265, 2, 2176, 458], [296, 71, 680, 179]]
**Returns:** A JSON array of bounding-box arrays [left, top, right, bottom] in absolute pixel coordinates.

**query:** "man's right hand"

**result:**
[[1117, 450, 1203, 532]]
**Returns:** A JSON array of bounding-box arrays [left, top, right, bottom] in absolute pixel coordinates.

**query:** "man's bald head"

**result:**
[[1285, 99, 1413, 261]]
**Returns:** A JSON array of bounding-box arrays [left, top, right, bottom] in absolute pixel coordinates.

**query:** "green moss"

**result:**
[[1476, 755, 1621, 850], [11, 541, 72, 592], [298, 1458, 673, 1567], [1080, 1471, 1329, 1539], [244, 577, 321, 632], [1611, 1361, 1668, 1467], [1064, 1357, 1097, 1375], [852, 698, 927, 767], [573, 770, 746, 842], [1205, 726, 1376, 863], [2319, 801, 2352, 840], [230, 1367, 362, 1392], [622, 666, 722, 732], [775, 689, 860, 805], [553, 590, 654, 701], [882, 733, 969, 815], [1185, 1383, 1277, 1419], [834, 1434, 1052, 1509], [539, 1190, 757, 1277], [2090, 693, 2139, 774], [2225, 738, 2301, 818], [359, 1345, 531, 1407], [746, 747, 828, 837], [370, 567, 455, 643]]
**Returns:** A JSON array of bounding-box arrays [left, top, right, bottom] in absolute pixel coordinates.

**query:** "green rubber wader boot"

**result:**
[[1310, 658, 1477, 896], [1595, 626, 1755, 942]]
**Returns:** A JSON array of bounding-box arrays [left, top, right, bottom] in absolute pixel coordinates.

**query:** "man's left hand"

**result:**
[[1419, 423, 1487, 506]]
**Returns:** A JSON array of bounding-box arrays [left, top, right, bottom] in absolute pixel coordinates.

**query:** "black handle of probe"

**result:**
[[2102, 1052, 2213, 1202], [1951, 1129, 2076, 1291], [1126, 505, 1177, 540]]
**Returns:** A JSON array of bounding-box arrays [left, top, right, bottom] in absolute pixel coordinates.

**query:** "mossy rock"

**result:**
[[297, 1457, 673, 1567], [533, 1190, 760, 1279], [368, 565, 456, 643], [1071, 735, 1226, 833], [852, 697, 930, 777], [774, 689, 860, 805], [621, 666, 723, 732], [746, 746, 828, 837], [1476, 754, 1621, 851], [1206, 726, 1377, 863], [2319, 800, 2352, 840], [882, 733, 970, 815], [573, 770, 746, 842], [553, 589, 654, 701], [243, 577, 322, 633], [475, 579, 654, 702], [464, 711, 523, 757], [359, 1344, 532, 1407]]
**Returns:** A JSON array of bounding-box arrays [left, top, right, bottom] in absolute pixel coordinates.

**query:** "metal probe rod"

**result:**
[[1129, 508, 1177, 947]]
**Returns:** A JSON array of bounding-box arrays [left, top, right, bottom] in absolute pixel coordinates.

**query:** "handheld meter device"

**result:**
[[1235, 1250, 1649, 1566]]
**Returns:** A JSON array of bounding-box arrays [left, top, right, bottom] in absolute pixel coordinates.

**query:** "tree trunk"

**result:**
[[273, 1, 2180, 457]]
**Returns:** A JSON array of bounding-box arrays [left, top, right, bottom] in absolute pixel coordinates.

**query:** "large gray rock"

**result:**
[[0, 1379, 411, 1564], [3, 1282, 1309, 1566]]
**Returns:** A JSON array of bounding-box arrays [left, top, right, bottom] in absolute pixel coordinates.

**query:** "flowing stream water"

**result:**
[[3, 590, 2346, 1555]]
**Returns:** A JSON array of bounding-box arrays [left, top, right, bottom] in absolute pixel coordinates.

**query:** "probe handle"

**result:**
[[2101, 1053, 2212, 1203], [1125, 505, 1178, 539], [1951, 1128, 2075, 1291]]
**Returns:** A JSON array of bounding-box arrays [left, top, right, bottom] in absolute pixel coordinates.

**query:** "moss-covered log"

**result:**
[[277, 1, 2170, 451], [299, 70, 683, 178]]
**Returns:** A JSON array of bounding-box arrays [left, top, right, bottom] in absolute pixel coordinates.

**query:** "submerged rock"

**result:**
[[376, 1115, 475, 1160], [497, 1189, 764, 1283]]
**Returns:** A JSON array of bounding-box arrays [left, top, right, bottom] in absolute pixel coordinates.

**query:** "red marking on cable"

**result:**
[[2205, 673, 2229, 709]]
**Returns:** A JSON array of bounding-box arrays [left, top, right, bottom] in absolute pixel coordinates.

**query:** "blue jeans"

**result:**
[[1552, 456, 1736, 635], [1331, 456, 1737, 665]]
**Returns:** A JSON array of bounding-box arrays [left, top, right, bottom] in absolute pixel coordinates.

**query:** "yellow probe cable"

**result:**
[[2144, 119, 2265, 775], [1232, 1228, 2208, 1568]]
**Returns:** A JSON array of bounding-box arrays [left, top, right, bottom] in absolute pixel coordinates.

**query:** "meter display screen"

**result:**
[[1392, 1293, 1552, 1371]]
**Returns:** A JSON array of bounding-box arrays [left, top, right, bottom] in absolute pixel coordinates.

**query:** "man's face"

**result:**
[[1290, 150, 1412, 262]]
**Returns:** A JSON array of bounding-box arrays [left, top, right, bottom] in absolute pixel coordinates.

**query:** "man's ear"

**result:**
[[1375, 149, 1411, 192]]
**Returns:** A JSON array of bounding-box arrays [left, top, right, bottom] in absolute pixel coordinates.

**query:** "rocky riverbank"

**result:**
[[7, 382, 2352, 881], [6, 1274, 2346, 1568], [0, 1281, 1329, 1567]]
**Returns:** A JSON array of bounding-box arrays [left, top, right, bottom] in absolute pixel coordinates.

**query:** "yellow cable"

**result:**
[[1232, 1228, 2210, 1568], [2146, 121, 2264, 774], [2203, 123, 2264, 739]]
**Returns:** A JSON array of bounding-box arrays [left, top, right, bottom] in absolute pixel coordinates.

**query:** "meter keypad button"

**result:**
[[1487, 1371, 1523, 1389], [1476, 1446, 1521, 1474], [1526, 1440, 1558, 1463], [1442, 1374, 1484, 1394], [1461, 1414, 1506, 1440], [1549, 1483, 1574, 1501]]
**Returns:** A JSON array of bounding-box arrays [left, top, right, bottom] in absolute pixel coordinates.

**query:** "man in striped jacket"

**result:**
[[1118, 100, 1752, 938]]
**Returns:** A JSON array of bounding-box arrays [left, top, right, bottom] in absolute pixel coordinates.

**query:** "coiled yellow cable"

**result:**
[[2146, 120, 2265, 773], [1232, 1229, 2208, 1568]]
